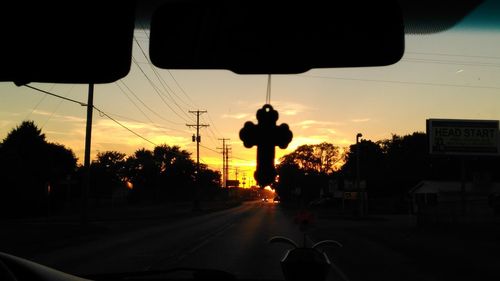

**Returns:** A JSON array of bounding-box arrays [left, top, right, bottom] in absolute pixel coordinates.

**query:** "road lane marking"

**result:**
[[144, 221, 236, 271]]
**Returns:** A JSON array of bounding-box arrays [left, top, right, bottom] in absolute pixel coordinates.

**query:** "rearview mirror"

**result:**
[[150, 0, 405, 74]]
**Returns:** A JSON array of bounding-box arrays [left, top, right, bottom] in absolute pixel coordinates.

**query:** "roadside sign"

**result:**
[[427, 119, 500, 155]]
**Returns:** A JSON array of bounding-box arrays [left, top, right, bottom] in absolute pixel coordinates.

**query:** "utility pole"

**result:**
[[186, 110, 209, 210], [187, 110, 209, 170], [218, 138, 230, 188], [225, 145, 231, 188], [82, 83, 94, 224], [356, 133, 363, 217]]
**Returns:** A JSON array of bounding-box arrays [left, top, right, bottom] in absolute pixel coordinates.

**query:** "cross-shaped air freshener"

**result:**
[[239, 104, 293, 187]]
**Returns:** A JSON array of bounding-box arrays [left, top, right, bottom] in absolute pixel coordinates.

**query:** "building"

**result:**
[[409, 181, 500, 225]]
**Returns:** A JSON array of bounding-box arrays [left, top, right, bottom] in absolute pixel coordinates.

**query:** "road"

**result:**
[[7, 200, 497, 281], [29, 200, 309, 280]]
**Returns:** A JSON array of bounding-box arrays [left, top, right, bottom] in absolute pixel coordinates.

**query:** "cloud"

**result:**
[[286, 135, 353, 151], [273, 101, 311, 116], [44, 130, 75, 136], [351, 118, 371, 123], [221, 113, 250, 119], [320, 128, 338, 135], [91, 119, 190, 150], [249, 101, 311, 116], [293, 119, 342, 129], [32, 110, 86, 123]]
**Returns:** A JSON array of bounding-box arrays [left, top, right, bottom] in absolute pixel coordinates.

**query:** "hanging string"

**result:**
[[265, 74, 272, 104]]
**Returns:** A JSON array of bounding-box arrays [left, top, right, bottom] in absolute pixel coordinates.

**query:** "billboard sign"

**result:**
[[427, 119, 500, 155]]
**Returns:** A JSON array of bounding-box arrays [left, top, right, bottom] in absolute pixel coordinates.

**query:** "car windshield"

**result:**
[[1, 1, 500, 281]]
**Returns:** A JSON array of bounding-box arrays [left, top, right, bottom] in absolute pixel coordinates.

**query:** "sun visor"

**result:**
[[149, 0, 405, 74], [0, 1, 136, 84]]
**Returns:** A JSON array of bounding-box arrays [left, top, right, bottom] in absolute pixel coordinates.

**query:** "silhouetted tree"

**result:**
[[45, 142, 77, 212], [0, 121, 76, 217], [340, 139, 385, 194], [125, 148, 158, 203], [154, 144, 196, 201], [280, 143, 343, 174], [276, 143, 344, 203], [197, 165, 222, 199], [378, 132, 429, 193], [125, 145, 200, 203], [90, 151, 127, 206]]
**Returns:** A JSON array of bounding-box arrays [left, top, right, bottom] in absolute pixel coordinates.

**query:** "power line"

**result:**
[[93, 106, 157, 146], [22, 84, 158, 147], [101, 110, 189, 135], [166, 70, 200, 108], [21, 84, 223, 175], [402, 58, 500, 68], [132, 56, 192, 123], [231, 155, 250, 162], [133, 36, 194, 121], [115, 81, 190, 135], [24, 84, 56, 120], [41, 99, 64, 129], [202, 114, 224, 139], [406, 51, 500, 60], [115, 82, 156, 124], [200, 144, 222, 155], [23, 84, 87, 106], [298, 74, 500, 91], [41, 85, 75, 129], [139, 27, 199, 109], [201, 126, 219, 147], [119, 80, 183, 126], [138, 28, 223, 142]]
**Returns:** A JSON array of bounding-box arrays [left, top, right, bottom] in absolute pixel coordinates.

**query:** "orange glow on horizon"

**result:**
[[126, 181, 133, 190], [264, 186, 275, 193]]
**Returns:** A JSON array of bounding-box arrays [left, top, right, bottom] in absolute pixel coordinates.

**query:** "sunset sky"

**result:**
[[1, 3, 500, 186]]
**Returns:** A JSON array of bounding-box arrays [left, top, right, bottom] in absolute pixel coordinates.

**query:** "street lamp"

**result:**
[[356, 133, 363, 216]]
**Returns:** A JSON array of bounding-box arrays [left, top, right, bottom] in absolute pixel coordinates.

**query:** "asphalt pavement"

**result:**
[[11, 201, 308, 280], [3, 200, 497, 281]]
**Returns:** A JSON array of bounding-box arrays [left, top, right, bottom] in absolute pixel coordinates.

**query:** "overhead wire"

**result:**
[[115, 82, 187, 133], [132, 56, 192, 123], [23, 84, 87, 106], [199, 144, 223, 155], [298, 74, 500, 91], [93, 106, 157, 146], [41, 85, 76, 129], [201, 114, 224, 139], [166, 69, 200, 108], [139, 27, 199, 109], [136, 27, 228, 148], [22, 84, 158, 147], [24, 83, 55, 120], [406, 51, 500, 60], [402, 58, 500, 68], [103, 109, 190, 136], [119, 80, 183, 126], [22, 84, 225, 163], [133, 36, 194, 121]]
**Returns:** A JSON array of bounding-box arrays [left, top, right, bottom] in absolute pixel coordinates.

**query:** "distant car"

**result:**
[[262, 197, 268, 202], [273, 196, 281, 203]]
